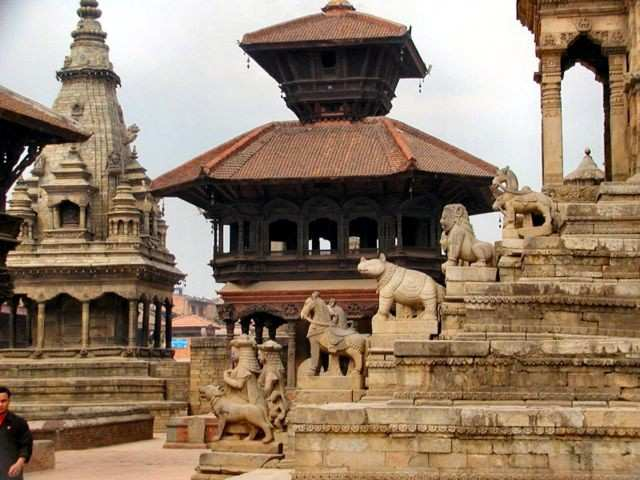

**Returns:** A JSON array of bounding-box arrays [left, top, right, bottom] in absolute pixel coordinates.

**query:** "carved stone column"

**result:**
[[8, 297, 18, 348], [141, 298, 150, 347], [608, 52, 629, 181], [128, 299, 138, 348], [153, 301, 162, 348], [81, 301, 90, 351], [539, 53, 564, 186], [36, 301, 46, 350], [25, 301, 33, 347], [80, 206, 87, 229], [164, 303, 173, 349], [286, 318, 296, 388]]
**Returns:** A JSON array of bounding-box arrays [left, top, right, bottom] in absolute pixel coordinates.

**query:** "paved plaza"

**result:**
[[29, 436, 201, 480]]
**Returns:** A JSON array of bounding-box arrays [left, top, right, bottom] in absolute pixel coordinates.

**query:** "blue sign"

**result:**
[[172, 338, 189, 349]]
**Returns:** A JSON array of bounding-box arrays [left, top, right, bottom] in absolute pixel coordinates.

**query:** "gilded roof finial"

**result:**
[[77, 0, 102, 20], [322, 0, 356, 13]]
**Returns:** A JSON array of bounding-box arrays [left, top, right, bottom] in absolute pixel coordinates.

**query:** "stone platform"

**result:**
[[1, 358, 189, 432]]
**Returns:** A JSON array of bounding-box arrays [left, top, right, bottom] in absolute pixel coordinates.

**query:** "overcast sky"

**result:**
[[0, 1, 605, 297]]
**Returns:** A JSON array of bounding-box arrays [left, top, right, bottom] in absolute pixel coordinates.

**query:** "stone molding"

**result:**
[[292, 423, 640, 437], [464, 295, 638, 309], [395, 357, 640, 367], [293, 471, 638, 480]]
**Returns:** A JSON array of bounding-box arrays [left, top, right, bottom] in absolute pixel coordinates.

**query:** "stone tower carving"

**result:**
[[5, 0, 183, 357]]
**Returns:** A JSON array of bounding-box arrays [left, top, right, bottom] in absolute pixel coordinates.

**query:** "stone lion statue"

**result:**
[[440, 203, 495, 274], [357, 253, 444, 322]]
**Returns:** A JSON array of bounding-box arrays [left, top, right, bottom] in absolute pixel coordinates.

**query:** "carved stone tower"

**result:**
[[5, 0, 183, 357]]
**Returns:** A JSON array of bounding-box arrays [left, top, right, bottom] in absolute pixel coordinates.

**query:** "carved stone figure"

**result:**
[[300, 292, 366, 377], [200, 384, 274, 443], [257, 340, 288, 430], [123, 123, 140, 146], [201, 335, 274, 443], [491, 166, 555, 238], [357, 253, 444, 322], [327, 298, 349, 329], [440, 203, 495, 274]]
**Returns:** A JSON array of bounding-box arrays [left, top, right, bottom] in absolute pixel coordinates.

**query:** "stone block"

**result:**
[[24, 440, 55, 473], [327, 436, 369, 453], [208, 439, 282, 454], [510, 453, 549, 469], [467, 453, 510, 468], [325, 451, 385, 469], [428, 452, 467, 469], [607, 373, 640, 388], [445, 266, 497, 282], [416, 436, 451, 453], [294, 450, 323, 468], [294, 389, 354, 404], [395, 340, 489, 357], [584, 408, 640, 428], [452, 439, 492, 454], [198, 451, 283, 471], [297, 375, 362, 390], [366, 406, 460, 426], [289, 404, 367, 426]]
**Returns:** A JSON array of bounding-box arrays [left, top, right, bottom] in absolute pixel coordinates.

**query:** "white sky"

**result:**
[[0, 0, 605, 297]]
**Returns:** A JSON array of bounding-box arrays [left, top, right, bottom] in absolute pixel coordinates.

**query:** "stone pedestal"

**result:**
[[444, 266, 497, 297], [296, 374, 364, 404], [193, 439, 284, 480], [165, 414, 219, 449]]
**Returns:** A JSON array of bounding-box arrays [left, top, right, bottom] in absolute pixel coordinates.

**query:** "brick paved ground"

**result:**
[[28, 435, 202, 480]]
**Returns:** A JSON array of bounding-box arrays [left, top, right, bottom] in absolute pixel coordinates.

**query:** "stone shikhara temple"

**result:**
[[5, 0, 183, 357], [152, 0, 497, 387]]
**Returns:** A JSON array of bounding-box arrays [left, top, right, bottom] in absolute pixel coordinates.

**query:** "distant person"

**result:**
[[0, 387, 32, 480]]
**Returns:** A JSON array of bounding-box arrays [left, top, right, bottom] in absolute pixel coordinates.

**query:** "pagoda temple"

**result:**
[[152, 0, 497, 385], [4, 0, 183, 357]]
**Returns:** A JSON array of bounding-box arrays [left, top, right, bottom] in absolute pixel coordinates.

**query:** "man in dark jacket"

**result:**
[[0, 386, 32, 480]]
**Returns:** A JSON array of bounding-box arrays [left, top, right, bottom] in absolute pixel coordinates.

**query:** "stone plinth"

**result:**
[[193, 440, 284, 480], [445, 266, 497, 297], [296, 375, 364, 404], [291, 402, 640, 479], [165, 415, 219, 449]]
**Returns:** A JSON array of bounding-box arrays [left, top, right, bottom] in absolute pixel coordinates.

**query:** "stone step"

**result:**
[[12, 400, 189, 433], [2, 376, 167, 402], [0, 358, 150, 378]]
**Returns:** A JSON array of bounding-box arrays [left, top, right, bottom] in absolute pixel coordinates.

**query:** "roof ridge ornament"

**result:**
[[322, 0, 356, 13]]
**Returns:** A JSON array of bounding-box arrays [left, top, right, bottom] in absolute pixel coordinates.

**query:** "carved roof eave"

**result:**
[[56, 68, 121, 87]]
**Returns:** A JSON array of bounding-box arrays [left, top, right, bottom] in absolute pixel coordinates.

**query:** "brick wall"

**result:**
[[189, 336, 228, 414]]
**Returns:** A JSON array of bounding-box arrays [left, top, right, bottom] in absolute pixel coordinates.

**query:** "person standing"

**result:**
[[0, 387, 32, 480]]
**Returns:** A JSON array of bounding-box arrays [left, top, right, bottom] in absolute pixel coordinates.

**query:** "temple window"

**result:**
[[348, 217, 378, 251], [222, 222, 238, 254], [269, 219, 297, 254], [320, 50, 337, 76], [59, 200, 80, 227], [402, 216, 432, 248], [308, 218, 337, 254]]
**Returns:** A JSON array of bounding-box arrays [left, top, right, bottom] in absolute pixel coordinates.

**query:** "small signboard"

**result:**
[[172, 338, 189, 349]]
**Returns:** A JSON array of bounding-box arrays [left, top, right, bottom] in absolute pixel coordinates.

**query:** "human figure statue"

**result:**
[[327, 298, 349, 329], [258, 340, 288, 430]]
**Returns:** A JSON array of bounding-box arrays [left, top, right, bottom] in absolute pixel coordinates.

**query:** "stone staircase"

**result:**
[[0, 358, 189, 432]]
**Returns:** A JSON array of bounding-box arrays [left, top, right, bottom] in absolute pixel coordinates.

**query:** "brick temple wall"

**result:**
[[189, 336, 228, 414]]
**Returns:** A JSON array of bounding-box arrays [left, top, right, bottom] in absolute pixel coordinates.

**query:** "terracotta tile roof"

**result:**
[[172, 314, 217, 329], [151, 117, 496, 194], [241, 6, 407, 45], [0, 84, 90, 142]]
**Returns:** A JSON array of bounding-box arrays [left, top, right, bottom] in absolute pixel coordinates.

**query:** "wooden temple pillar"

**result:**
[[7, 297, 19, 348], [164, 302, 173, 349], [140, 298, 150, 347], [153, 300, 162, 348]]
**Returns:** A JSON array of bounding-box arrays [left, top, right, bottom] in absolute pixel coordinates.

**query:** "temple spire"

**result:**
[[58, 0, 120, 85]]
